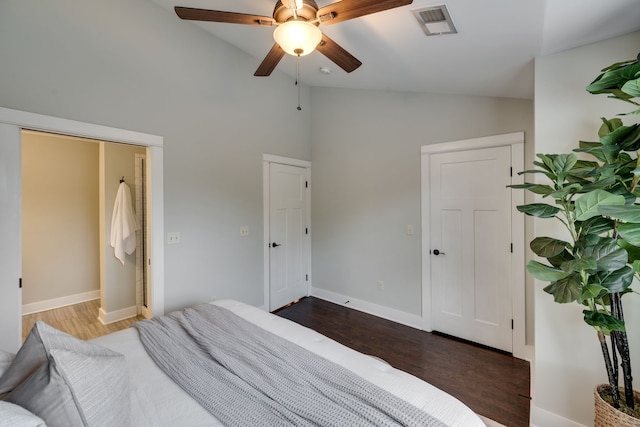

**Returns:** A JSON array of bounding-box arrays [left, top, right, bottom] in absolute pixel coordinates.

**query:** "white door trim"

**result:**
[[263, 154, 311, 312], [0, 107, 164, 351], [420, 131, 527, 360]]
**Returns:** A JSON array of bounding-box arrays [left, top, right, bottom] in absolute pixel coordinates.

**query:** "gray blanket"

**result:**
[[133, 304, 447, 427]]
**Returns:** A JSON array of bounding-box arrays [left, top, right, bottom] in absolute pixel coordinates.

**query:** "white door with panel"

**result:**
[[269, 163, 309, 311], [430, 145, 513, 352]]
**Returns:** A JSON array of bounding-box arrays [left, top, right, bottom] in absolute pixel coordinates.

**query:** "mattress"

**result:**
[[91, 299, 485, 427]]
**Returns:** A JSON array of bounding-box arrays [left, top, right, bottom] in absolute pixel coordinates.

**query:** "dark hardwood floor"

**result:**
[[275, 297, 530, 427]]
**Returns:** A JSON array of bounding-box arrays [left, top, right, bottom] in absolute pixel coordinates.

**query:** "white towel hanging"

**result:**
[[110, 181, 140, 265]]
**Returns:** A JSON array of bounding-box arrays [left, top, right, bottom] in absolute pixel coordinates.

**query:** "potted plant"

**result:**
[[512, 53, 640, 425]]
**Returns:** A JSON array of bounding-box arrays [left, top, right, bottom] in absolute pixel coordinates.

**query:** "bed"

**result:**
[[0, 299, 486, 427]]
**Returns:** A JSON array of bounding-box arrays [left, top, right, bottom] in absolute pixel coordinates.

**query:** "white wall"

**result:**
[[533, 31, 640, 426], [310, 88, 534, 324], [0, 0, 311, 315]]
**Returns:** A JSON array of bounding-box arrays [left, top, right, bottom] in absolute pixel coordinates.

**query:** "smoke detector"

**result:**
[[412, 4, 457, 36]]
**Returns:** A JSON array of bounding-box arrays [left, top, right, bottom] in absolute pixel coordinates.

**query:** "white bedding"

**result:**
[[91, 299, 485, 427]]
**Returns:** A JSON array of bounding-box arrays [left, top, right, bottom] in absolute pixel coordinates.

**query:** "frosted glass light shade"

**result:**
[[273, 20, 322, 57]]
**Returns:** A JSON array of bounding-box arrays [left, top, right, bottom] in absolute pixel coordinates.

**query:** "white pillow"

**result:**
[[0, 401, 46, 427]]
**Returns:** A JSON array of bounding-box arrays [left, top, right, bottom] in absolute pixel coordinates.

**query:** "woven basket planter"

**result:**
[[594, 385, 640, 427]]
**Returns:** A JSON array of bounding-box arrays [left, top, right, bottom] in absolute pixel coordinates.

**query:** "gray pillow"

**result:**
[[0, 321, 130, 427], [0, 349, 15, 378], [0, 401, 47, 427]]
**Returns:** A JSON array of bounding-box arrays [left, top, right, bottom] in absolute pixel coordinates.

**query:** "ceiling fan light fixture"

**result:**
[[273, 20, 322, 57], [281, 0, 303, 11]]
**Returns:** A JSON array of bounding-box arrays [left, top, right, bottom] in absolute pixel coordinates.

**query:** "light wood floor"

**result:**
[[22, 299, 146, 342]]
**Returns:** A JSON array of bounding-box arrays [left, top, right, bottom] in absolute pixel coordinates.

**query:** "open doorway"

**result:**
[[0, 107, 164, 353], [21, 131, 148, 340]]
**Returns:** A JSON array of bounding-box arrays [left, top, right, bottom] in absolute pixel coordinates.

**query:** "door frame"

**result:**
[[262, 154, 311, 312], [420, 132, 527, 360], [0, 107, 164, 351]]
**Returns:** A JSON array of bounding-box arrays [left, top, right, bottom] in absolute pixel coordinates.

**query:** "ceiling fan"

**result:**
[[175, 0, 413, 76]]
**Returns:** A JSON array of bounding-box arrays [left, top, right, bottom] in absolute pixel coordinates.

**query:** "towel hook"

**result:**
[[120, 176, 125, 183]]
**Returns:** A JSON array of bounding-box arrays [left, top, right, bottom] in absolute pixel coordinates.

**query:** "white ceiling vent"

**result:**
[[412, 4, 457, 36]]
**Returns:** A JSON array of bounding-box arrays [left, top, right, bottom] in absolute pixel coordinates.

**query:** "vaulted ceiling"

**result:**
[[149, 0, 640, 99]]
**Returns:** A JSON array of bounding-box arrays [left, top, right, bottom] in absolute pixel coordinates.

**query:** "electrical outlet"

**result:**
[[377, 280, 384, 291], [240, 226, 249, 236], [167, 232, 181, 244]]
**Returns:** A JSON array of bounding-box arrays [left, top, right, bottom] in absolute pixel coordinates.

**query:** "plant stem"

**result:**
[[612, 293, 634, 408], [599, 329, 620, 408]]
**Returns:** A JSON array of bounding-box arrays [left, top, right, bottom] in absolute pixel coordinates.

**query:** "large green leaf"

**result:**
[[618, 239, 640, 263], [614, 123, 640, 151], [599, 266, 634, 293], [580, 176, 617, 192], [530, 237, 570, 258], [527, 260, 571, 281], [599, 204, 640, 222], [599, 117, 624, 137], [543, 274, 581, 303], [586, 60, 640, 95], [547, 250, 575, 268], [508, 183, 554, 195], [621, 77, 640, 97], [575, 144, 619, 164], [574, 190, 625, 221], [576, 216, 614, 237], [583, 310, 626, 333], [581, 238, 628, 272], [517, 203, 560, 218], [553, 153, 578, 182], [548, 184, 582, 199], [600, 123, 636, 146], [617, 222, 640, 246], [609, 185, 637, 205], [561, 257, 597, 274], [537, 154, 555, 174], [580, 283, 607, 302]]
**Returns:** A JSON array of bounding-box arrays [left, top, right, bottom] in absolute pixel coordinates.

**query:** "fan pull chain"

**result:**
[[296, 56, 302, 111]]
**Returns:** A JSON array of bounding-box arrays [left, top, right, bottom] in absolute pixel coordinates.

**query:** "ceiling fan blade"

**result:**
[[316, 34, 362, 73], [317, 0, 413, 25], [175, 7, 275, 26], [254, 44, 286, 76]]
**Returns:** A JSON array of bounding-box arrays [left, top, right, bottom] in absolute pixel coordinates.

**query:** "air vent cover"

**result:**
[[412, 4, 457, 36]]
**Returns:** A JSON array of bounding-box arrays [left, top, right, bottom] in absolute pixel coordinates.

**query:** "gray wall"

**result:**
[[533, 31, 640, 425], [0, 0, 312, 313], [309, 88, 534, 326], [21, 133, 100, 304]]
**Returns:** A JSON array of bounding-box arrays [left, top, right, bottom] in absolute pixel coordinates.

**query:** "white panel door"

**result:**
[[430, 145, 513, 352], [269, 163, 309, 311], [0, 123, 22, 352]]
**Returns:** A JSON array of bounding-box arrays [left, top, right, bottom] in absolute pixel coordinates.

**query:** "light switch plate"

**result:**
[[167, 232, 181, 244]]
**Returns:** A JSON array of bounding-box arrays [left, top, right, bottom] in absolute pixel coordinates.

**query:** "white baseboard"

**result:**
[[98, 305, 138, 325], [531, 405, 587, 427], [22, 290, 100, 315], [311, 288, 423, 330]]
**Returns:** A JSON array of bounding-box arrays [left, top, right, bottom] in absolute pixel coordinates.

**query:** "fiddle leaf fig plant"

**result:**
[[511, 53, 640, 414]]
